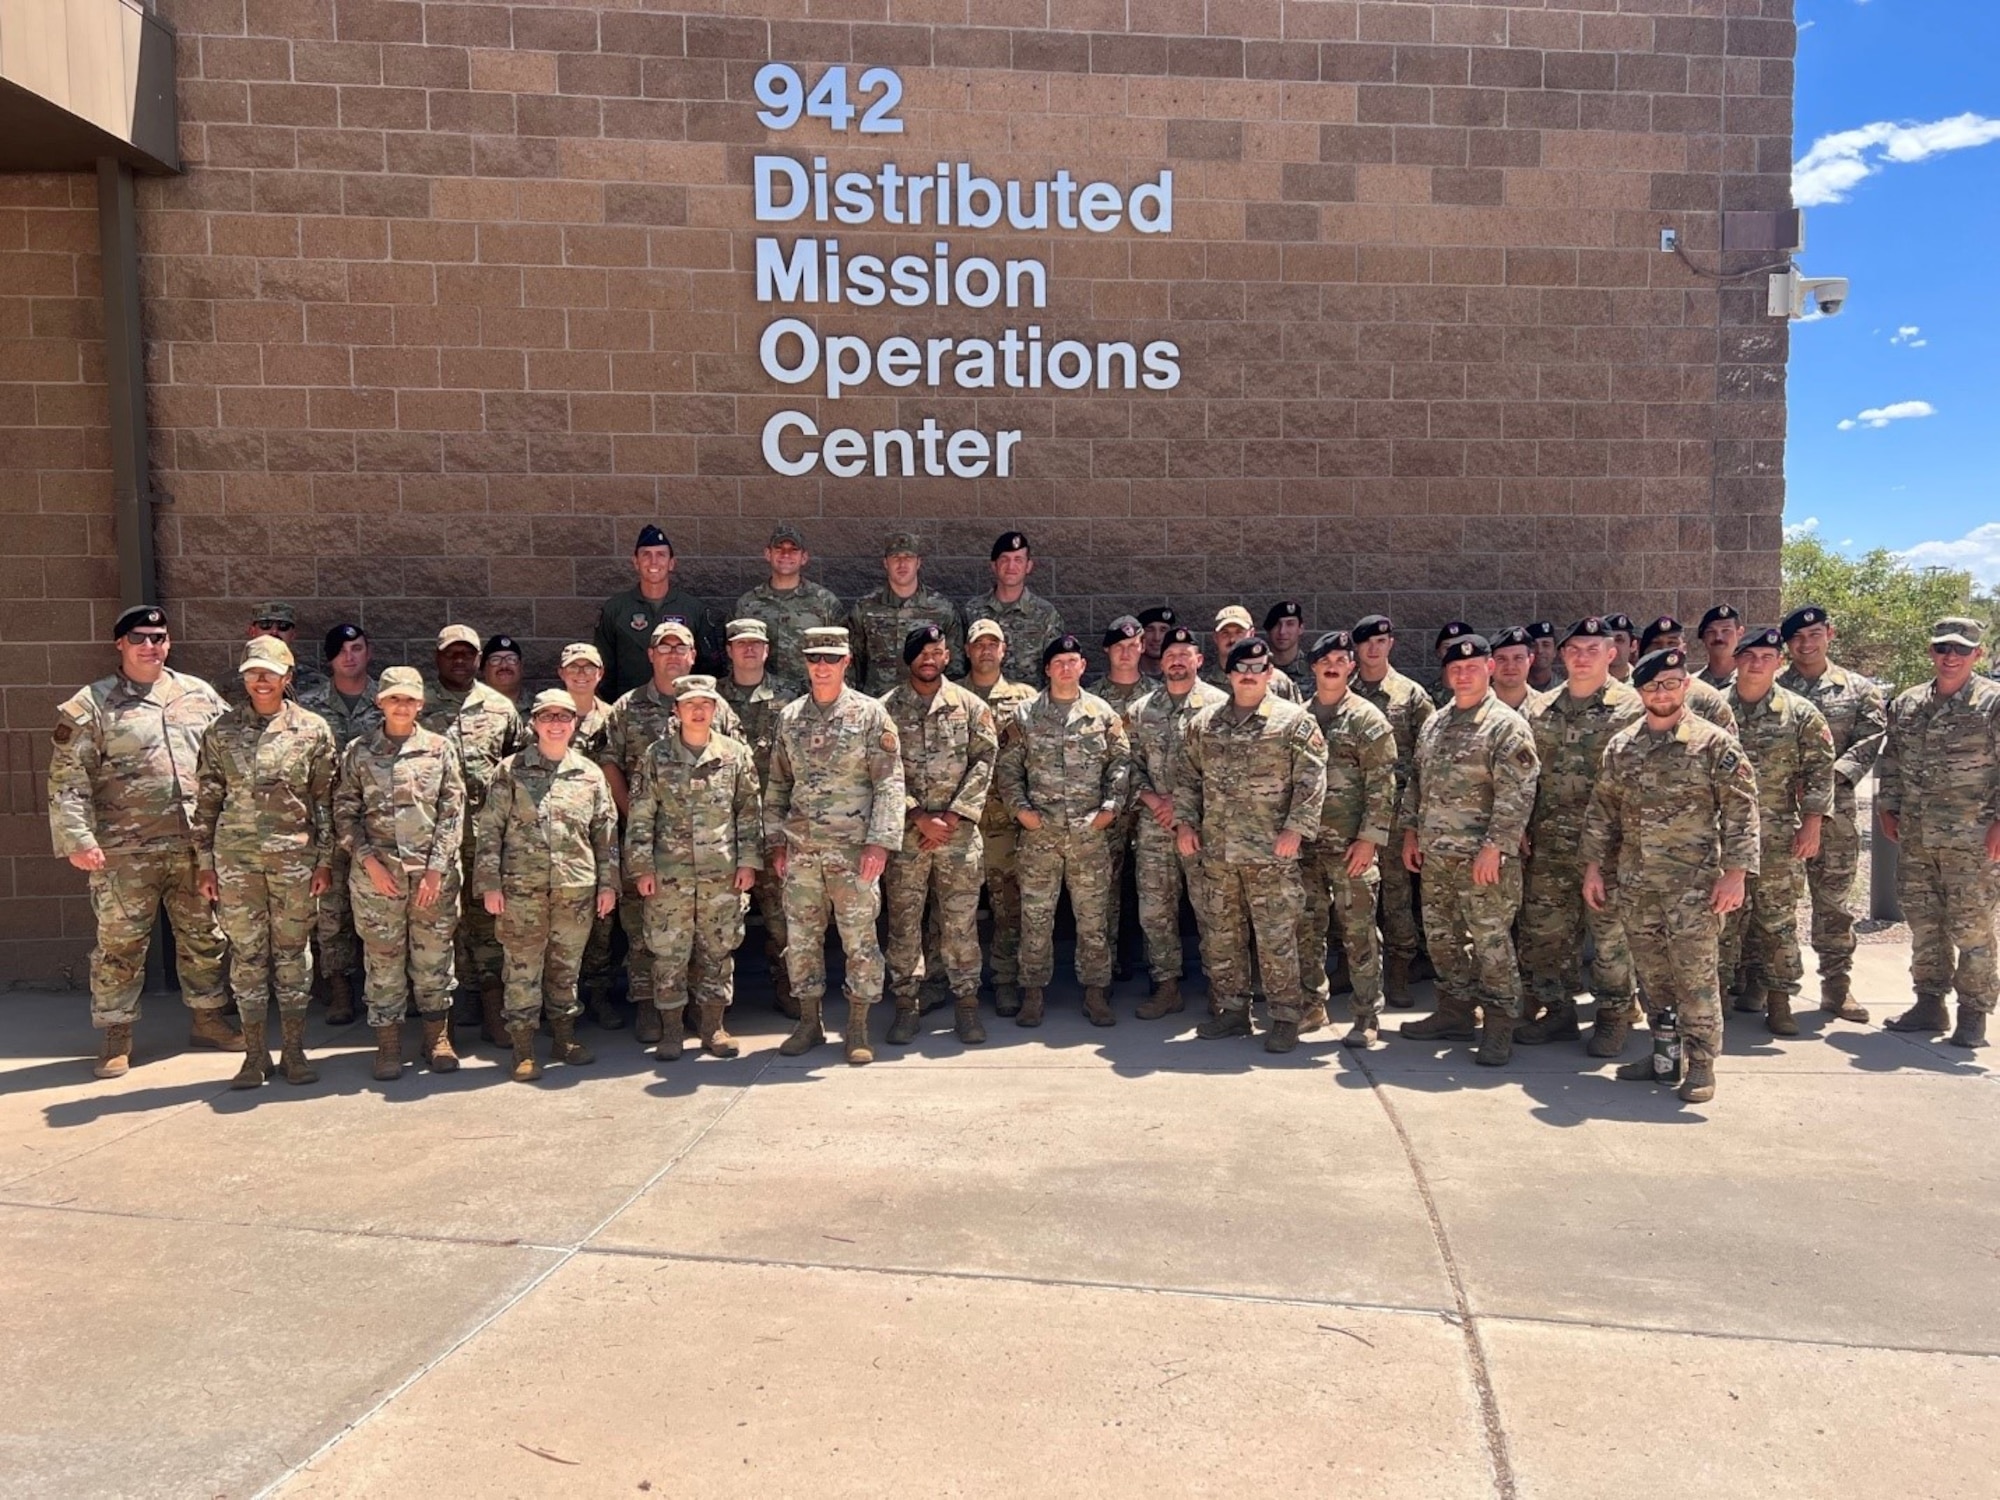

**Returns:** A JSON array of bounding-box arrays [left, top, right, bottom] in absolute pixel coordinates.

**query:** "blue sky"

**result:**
[[1788, 0, 2000, 585]]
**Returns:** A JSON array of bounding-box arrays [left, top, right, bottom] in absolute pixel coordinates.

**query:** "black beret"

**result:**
[[1308, 629, 1355, 662], [1435, 620, 1475, 650], [1525, 620, 1556, 640], [1101, 618, 1142, 648], [1352, 614, 1394, 643], [1603, 613, 1636, 634], [1441, 635, 1491, 662], [1161, 625, 1198, 650], [1779, 604, 1827, 641], [903, 623, 946, 664], [1490, 626, 1533, 652], [1225, 636, 1272, 672], [482, 634, 522, 661], [1041, 633, 1085, 669], [1263, 600, 1303, 630], [114, 605, 166, 639], [324, 622, 365, 662], [1559, 616, 1612, 647], [1638, 615, 1683, 652], [1697, 604, 1741, 636], [1631, 647, 1687, 686], [1734, 626, 1784, 658], [635, 524, 670, 551], [1137, 606, 1177, 627], [991, 530, 1030, 560]]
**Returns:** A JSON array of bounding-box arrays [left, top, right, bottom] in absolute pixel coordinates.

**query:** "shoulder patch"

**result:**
[[1514, 746, 1536, 769], [881, 731, 896, 750], [1718, 748, 1741, 776], [52, 720, 75, 747]]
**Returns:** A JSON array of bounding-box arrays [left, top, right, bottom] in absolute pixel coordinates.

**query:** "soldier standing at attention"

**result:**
[[1876, 617, 2000, 1048], [595, 524, 720, 698], [1398, 635, 1540, 1067], [557, 643, 620, 1031], [1204, 606, 1300, 701], [996, 634, 1132, 1028], [1094, 616, 1151, 984], [736, 522, 846, 684], [1265, 601, 1313, 698], [963, 620, 1039, 1014], [1525, 621, 1559, 692], [880, 625, 999, 1046], [478, 633, 526, 709], [626, 676, 761, 1063], [1136, 606, 1177, 679], [1696, 605, 1743, 690], [1778, 604, 1886, 1023], [195, 637, 337, 1090], [718, 618, 802, 1017], [1583, 649, 1759, 1103], [48, 605, 238, 1078], [1127, 625, 1227, 1020], [1489, 626, 1537, 712], [1177, 636, 1327, 1053], [222, 602, 328, 704], [1638, 616, 1738, 736], [1604, 613, 1638, 682], [477, 690, 620, 1082], [1350, 614, 1435, 1006], [849, 531, 966, 691], [766, 627, 906, 1065], [299, 622, 380, 1026], [334, 667, 468, 1082], [1297, 631, 1394, 1048], [966, 531, 1063, 687]]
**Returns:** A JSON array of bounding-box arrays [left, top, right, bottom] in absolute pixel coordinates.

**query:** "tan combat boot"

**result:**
[[188, 1008, 247, 1052], [844, 1001, 874, 1065], [94, 1023, 134, 1079], [1475, 1013, 1514, 1067], [1399, 999, 1477, 1041], [779, 996, 824, 1057], [1886, 993, 1950, 1034], [1135, 977, 1183, 1020], [886, 1002, 923, 1045], [954, 997, 986, 1045], [634, 996, 664, 1045], [371, 1024, 402, 1080], [1300, 999, 1329, 1034], [1948, 1009, 1989, 1050], [1587, 1001, 1638, 1057], [230, 1016, 269, 1090], [421, 1016, 460, 1073], [1342, 1016, 1379, 1049], [325, 972, 356, 1026], [1515, 995, 1580, 1046], [550, 1012, 594, 1065], [508, 1023, 542, 1082], [1678, 1055, 1716, 1104], [656, 1007, 684, 1062], [1082, 986, 1115, 1027], [695, 1002, 738, 1059], [1015, 987, 1045, 1028], [1383, 955, 1414, 1009], [1264, 1018, 1300, 1054], [478, 977, 508, 1047], [1615, 1055, 1663, 1082], [993, 982, 1021, 1018], [1818, 973, 1869, 1023], [1197, 1007, 1253, 1040], [1765, 990, 1799, 1037], [279, 1015, 319, 1085], [1733, 985, 1766, 1015]]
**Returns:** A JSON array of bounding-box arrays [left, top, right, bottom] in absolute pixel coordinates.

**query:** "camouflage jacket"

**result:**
[[880, 679, 998, 823], [1352, 667, 1435, 831], [1201, 664, 1300, 701], [1582, 713, 1761, 888], [626, 731, 764, 881], [567, 699, 613, 766], [967, 676, 1038, 835], [1726, 685, 1837, 840], [193, 700, 338, 872], [995, 689, 1133, 826], [296, 676, 383, 752], [1523, 679, 1643, 844], [600, 681, 744, 784], [419, 680, 522, 815], [1777, 661, 1887, 818], [474, 746, 619, 895], [1091, 676, 1153, 725], [964, 587, 1063, 686], [849, 584, 965, 691], [1685, 676, 1739, 738], [1307, 690, 1397, 848], [1695, 663, 1736, 692], [1401, 691, 1540, 859], [766, 686, 906, 853], [1876, 674, 2000, 854], [1177, 696, 1327, 862], [735, 579, 847, 683], [1127, 680, 1228, 805], [48, 668, 228, 857], [717, 672, 800, 785], [333, 726, 466, 875], [1273, 654, 1315, 700]]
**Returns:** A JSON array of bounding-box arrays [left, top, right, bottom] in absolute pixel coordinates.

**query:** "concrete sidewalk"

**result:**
[[1, 935, 1993, 1500]]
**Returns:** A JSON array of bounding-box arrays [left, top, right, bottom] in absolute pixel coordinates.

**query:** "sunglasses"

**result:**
[[126, 632, 170, 646], [1230, 663, 1271, 675], [252, 619, 290, 631], [1931, 643, 1977, 658]]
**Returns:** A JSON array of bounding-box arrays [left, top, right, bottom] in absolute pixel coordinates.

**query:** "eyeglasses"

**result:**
[[126, 632, 170, 646], [1931, 643, 1977, 658], [1230, 663, 1271, 675], [252, 619, 289, 631]]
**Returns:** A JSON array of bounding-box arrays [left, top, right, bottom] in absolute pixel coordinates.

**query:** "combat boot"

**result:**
[[508, 1023, 542, 1082], [585, 980, 625, 1031], [1264, 1018, 1299, 1054], [634, 998, 663, 1045], [1733, 985, 1766, 1015], [1614, 1056, 1661, 1082], [94, 1023, 134, 1079], [1342, 1017, 1379, 1049], [1135, 978, 1184, 1020], [1300, 1000, 1330, 1034], [954, 998, 986, 1045], [1678, 1056, 1716, 1104], [230, 1017, 269, 1090], [279, 1015, 319, 1085], [1015, 988, 1045, 1028], [920, 976, 951, 1015], [886, 1002, 923, 1045], [1886, 993, 1950, 1034], [1818, 973, 1869, 1023], [549, 1012, 594, 1066], [1765, 990, 1799, 1038], [1475, 1015, 1514, 1067], [188, 1008, 247, 1053], [994, 982, 1022, 1018], [772, 966, 800, 1020], [1515, 995, 1580, 1046], [1587, 1002, 1637, 1058], [421, 1016, 460, 1073], [371, 1024, 402, 1080], [1948, 1009, 1989, 1050], [844, 1001, 874, 1065], [1197, 1007, 1253, 1040], [778, 996, 824, 1057], [450, 988, 478, 1029], [1082, 986, 1115, 1027], [1383, 955, 1414, 1009], [1399, 999, 1477, 1042], [325, 972, 356, 1026], [656, 1009, 684, 1062], [478, 978, 508, 1047], [696, 1002, 738, 1058]]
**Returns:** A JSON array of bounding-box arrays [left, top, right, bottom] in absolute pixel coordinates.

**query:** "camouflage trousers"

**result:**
[[1621, 883, 1724, 1062], [980, 819, 1024, 987], [351, 864, 460, 1027], [1420, 853, 1523, 1021], [496, 885, 595, 1026], [617, 876, 654, 1006], [580, 904, 614, 990], [1134, 817, 1207, 984], [315, 845, 359, 976], [1017, 822, 1114, 990], [643, 877, 747, 1014], [1378, 817, 1422, 963], [1299, 839, 1383, 1019], [85, 847, 228, 1027], [217, 852, 318, 1020], [783, 846, 886, 1007], [885, 820, 985, 1005], [1517, 848, 1633, 1010], [750, 866, 788, 983], [1803, 810, 1863, 982], [1103, 808, 1139, 967], [455, 832, 503, 990], [1719, 841, 1804, 1000], [1897, 836, 2000, 1013], [1202, 858, 1308, 1023]]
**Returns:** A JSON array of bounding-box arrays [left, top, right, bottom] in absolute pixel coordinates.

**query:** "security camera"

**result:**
[[1802, 276, 1848, 316], [1767, 269, 1850, 320]]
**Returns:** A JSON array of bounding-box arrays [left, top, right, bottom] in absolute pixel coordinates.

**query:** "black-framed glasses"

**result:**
[[1931, 642, 1977, 658]]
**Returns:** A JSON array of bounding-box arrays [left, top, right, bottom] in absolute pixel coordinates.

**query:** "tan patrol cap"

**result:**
[[239, 637, 294, 673], [726, 617, 769, 644], [672, 674, 722, 703], [650, 620, 695, 648], [437, 624, 481, 651], [529, 689, 578, 717], [559, 643, 603, 669], [801, 626, 850, 657], [376, 666, 426, 702], [1214, 605, 1254, 632], [1931, 616, 1984, 648], [967, 618, 1005, 644]]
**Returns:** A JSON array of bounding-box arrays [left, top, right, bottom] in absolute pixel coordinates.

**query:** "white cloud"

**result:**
[[1784, 516, 1821, 541], [1793, 113, 2000, 206], [1836, 399, 1936, 431], [1891, 325, 1927, 347], [1900, 524, 2000, 587]]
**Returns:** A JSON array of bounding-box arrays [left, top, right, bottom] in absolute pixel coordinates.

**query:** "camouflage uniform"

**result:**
[[1201, 664, 1300, 702], [475, 747, 619, 1027], [1400, 693, 1539, 1024], [333, 726, 467, 1026], [297, 676, 382, 980], [965, 588, 1063, 687], [1719, 685, 1836, 1005], [1778, 661, 1887, 986], [421, 681, 523, 995], [968, 675, 1039, 990], [766, 686, 906, 1009], [1876, 674, 2000, 1017], [625, 730, 760, 1018], [880, 679, 998, 1006], [1696, 664, 1736, 692], [1273, 655, 1316, 700], [995, 689, 1132, 991], [194, 700, 337, 1020], [1353, 668, 1437, 966], [736, 579, 847, 684], [1126, 680, 1228, 986], [1685, 677, 1739, 737], [718, 672, 801, 993], [1583, 715, 1760, 1067], [850, 585, 966, 692], [1093, 675, 1153, 976], [1178, 697, 1327, 1023], [48, 669, 230, 1027], [565, 697, 617, 989], [1300, 692, 1396, 1022]]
